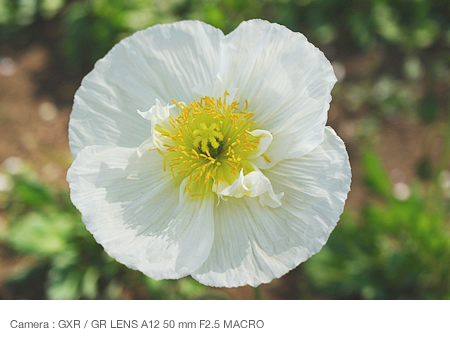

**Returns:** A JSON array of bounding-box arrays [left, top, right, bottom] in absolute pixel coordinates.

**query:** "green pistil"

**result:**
[[193, 123, 224, 154]]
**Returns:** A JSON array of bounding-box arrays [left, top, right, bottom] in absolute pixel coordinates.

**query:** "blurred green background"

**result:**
[[0, 0, 449, 299]]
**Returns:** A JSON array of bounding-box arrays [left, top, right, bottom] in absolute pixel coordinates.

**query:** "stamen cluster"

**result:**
[[155, 94, 258, 196]]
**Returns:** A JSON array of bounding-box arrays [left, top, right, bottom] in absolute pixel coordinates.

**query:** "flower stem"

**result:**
[[253, 286, 262, 300]]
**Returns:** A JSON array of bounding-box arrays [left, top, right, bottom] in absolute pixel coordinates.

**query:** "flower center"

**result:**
[[154, 93, 260, 196], [193, 122, 223, 157]]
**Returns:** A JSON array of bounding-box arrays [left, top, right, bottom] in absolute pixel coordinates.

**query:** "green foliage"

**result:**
[[419, 94, 440, 124], [304, 148, 450, 299], [0, 170, 210, 299], [361, 148, 392, 198], [1, 0, 449, 68]]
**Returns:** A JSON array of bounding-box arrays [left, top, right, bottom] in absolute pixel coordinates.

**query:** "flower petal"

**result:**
[[247, 129, 273, 160], [137, 98, 171, 123], [219, 19, 337, 162], [192, 127, 350, 287], [136, 137, 154, 157], [67, 145, 215, 279], [217, 169, 283, 208], [69, 21, 224, 158], [138, 99, 177, 153]]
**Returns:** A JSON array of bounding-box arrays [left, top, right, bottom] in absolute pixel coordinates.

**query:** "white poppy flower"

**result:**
[[67, 19, 351, 288]]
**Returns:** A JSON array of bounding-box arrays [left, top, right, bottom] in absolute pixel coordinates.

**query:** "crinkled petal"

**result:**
[[138, 99, 177, 152], [136, 137, 154, 157], [219, 19, 337, 163], [247, 129, 273, 160], [67, 145, 215, 279], [192, 127, 350, 287], [69, 21, 224, 158], [137, 99, 171, 124], [217, 169, 283, 208], [250, 132, 293, 169], [194, 73, 240, 104]]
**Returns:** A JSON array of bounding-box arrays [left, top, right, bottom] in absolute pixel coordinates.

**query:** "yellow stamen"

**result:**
[[151, 93, 266, 196]]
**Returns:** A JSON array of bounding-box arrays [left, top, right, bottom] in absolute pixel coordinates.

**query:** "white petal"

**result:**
[[247, 129, 272, 160], [250, 132, 293, 169], [137, 99, 171, 123], [259, 186, 284, 208], [138, 99, 177, 152], [219, 19, 337, 162], [67, 145, 215, 279], [69, 21, 224, 158], [216, 169, 246, 198], [194, 73, 240, 104], [192, 127, 350, 287], [136, 137, 154, 157], [217, 169, 283, 208]]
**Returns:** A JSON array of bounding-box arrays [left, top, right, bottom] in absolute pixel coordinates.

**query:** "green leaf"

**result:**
[[14, 178, 53, 207], [416, 157, 433, 180], [81, 267, 100, 299], [419, 94, 439, 124], [7, 211, 74, 257], [361, 148, 392, 198]]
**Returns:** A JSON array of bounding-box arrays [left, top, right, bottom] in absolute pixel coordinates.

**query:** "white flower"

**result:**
[[67, 19, 351, 288]]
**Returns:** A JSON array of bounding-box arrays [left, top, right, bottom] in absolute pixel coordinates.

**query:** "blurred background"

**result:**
[[0, 0, 449, 300]]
